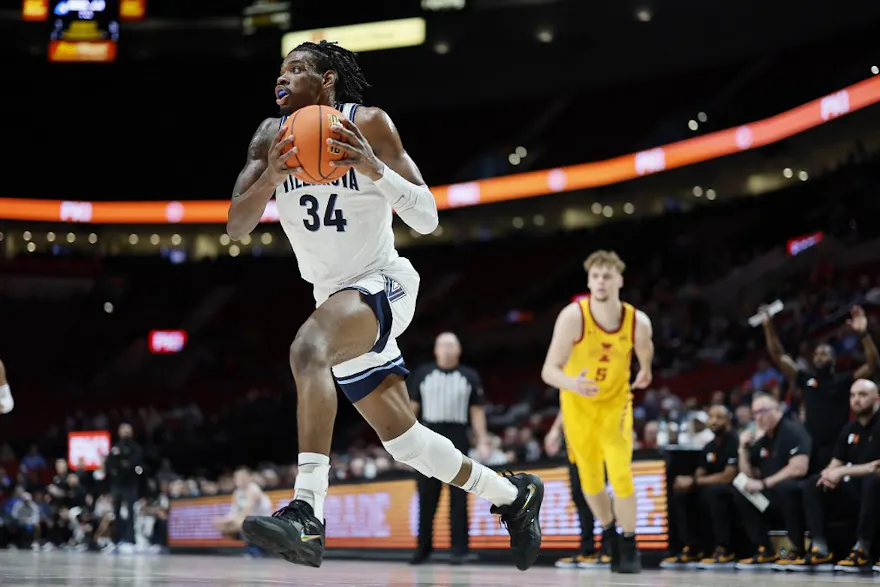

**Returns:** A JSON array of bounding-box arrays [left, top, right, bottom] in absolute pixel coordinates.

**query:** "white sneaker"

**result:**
[[117, 543, 136, 556], [102, 543, 117, 556]]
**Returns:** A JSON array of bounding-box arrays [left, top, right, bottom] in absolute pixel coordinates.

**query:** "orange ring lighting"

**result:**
[[2, 76, 879, 224]]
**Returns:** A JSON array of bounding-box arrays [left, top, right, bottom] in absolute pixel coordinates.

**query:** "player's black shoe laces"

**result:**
[[271, 499, 309, 520]]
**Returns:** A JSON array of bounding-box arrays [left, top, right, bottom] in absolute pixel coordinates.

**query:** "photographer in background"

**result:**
[[103, 423, 144, 554]]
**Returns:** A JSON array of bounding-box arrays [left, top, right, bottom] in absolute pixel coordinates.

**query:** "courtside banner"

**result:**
[[1, 76, 879, 223], [168, 460, 668, 551]]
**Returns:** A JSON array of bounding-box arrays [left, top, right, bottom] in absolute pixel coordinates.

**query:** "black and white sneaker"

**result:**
[[490, 471, 544, 571], [241, 500, 325, 568]]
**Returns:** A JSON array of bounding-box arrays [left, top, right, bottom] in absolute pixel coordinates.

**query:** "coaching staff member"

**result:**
[[663, 405, 739, 569], [733, 393, 811, 570], [795, 379, 880, 572], [761, 305, 878, 472], [408, 332, 490, 565]]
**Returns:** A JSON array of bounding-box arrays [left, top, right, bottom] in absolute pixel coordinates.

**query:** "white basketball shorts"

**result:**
[[312, 258, 419, 402]]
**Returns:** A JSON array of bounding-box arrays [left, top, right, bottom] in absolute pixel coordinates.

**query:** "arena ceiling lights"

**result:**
[[280, 17, 427, 55]]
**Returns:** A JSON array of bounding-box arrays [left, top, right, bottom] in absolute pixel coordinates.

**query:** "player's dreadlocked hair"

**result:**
[[293, 40, 371, 104]]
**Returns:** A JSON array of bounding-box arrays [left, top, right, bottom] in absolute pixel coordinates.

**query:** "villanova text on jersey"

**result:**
[[281, 168, 361, 193]]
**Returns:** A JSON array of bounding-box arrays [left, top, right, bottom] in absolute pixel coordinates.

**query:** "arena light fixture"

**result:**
[[624, 203, 635, 214], [798, 170, 809, 181], [688, 120, 698, 131], [635, 8, 652, 22], [47, 231, 56, 242], [508, 153, 521, 165], [692, 186, 703, 197], [281, 17, 426, 55], [591, 202, 602, 214], [261, 233, 272, 245], [872, 65, 879, 75], [129, 234, 138, 244], [706, 189, 717, 200], [433, 41, 450, 55], [150, 234, 160, 245], [536, 28, 553, 43], [66, 232, 76, 243], [533, 214, 545, 226], [88, 233, 97, 244], [697, 112, 708, 122], [512, 217, 524, 228], [783, 167, 793, 178]]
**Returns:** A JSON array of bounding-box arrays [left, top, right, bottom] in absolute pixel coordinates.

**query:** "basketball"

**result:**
[[283, 105, 351, 184]]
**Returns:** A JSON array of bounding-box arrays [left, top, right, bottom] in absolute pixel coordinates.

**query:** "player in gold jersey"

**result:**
[[541, 250, 654, 574]]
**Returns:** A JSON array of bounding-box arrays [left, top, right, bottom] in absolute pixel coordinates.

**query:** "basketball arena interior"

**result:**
[[3, 0, 880, 585]]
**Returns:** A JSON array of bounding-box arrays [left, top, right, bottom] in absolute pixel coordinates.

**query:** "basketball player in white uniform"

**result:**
[[227, 40, 544, 571], [0, 358, 13, 414], [213, 467, 272, 539]]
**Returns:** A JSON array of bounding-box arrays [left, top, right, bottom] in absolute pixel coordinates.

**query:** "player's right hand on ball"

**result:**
[[571, 369, 599, 397], [267, 125, 301, 182]]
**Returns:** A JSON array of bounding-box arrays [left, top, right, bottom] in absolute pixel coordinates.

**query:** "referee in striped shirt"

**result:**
[[408, 332, 491, 565]]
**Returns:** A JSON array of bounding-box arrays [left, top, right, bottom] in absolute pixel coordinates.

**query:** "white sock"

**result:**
[[460, 461, 518, 507], [294, 452, 330, 520]]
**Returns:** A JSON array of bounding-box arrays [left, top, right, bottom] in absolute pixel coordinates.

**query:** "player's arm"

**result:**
[[760, 314, 798, 381], [333, 107, 438, 234], [0, 358, 13, 414], [633, 310, 654, 389], [541, 303, 586, 392], [227, 118, 298, 241]]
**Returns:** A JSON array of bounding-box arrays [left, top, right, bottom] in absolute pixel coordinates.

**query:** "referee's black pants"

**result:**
[[417, 425, 469, 557]]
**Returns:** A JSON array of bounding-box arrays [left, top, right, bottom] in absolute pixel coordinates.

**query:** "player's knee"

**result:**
[[289, 322, 329, 373], [382, 422, 462, 483], [610, 473, 635, 499]]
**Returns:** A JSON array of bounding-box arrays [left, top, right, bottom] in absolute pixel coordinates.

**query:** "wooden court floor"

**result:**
[[1, 551, 878, 586]]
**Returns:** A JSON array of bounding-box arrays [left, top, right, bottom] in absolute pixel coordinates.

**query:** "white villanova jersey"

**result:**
[[275, 103, 405, 292]]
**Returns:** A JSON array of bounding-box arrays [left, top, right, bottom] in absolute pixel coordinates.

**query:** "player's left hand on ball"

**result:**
[[327, 118, 382, 178], [632, 369, 652, 390]]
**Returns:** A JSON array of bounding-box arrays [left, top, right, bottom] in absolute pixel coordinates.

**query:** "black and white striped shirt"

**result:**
[[408, 363, 484, 426]]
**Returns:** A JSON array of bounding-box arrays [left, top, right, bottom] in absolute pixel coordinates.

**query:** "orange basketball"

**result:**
[[283, 105, 350, 185]]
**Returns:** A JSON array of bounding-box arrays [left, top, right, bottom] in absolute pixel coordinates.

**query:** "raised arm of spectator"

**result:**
[[848, 305, 879, 379], [761, 312, 798, 381]]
